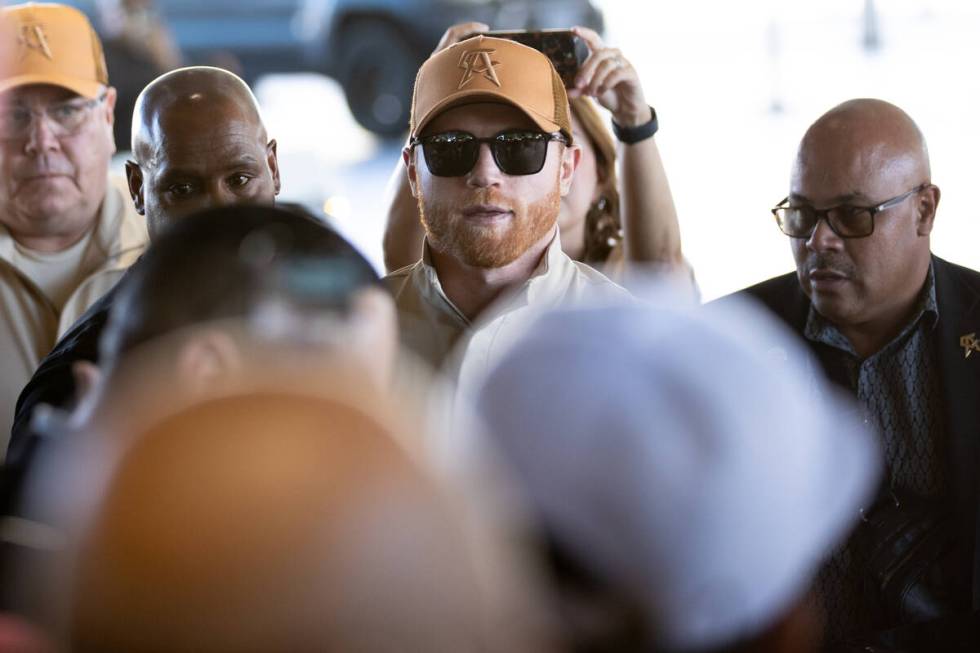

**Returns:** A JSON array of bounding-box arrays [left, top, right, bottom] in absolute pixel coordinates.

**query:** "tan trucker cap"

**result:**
[[0, 3, 109, 99], [410, 35, 572, 143]]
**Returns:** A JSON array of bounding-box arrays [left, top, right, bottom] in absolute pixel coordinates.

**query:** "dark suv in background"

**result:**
[[64, 0, 603, 137]]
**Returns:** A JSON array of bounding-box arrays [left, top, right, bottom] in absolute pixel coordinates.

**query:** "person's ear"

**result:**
[[67, 360, 104, 429], [125, 160, 146, 215], [404, 147, 420, 199], [915, 184, 940, 237], [175, 330, 243, 396], [559, 143, 581, 197], [102, 86, 118, 154], [267, 139, 281, 195], [72, 361, 101, 399], [102, 86, 117, 126]]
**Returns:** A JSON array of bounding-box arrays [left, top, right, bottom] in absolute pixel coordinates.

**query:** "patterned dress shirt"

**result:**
[[803, 263, 946, 645]]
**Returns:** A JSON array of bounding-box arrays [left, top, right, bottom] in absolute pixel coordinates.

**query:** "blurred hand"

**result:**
[[433, 21, 490, 54], [570, 26, 651, 127]]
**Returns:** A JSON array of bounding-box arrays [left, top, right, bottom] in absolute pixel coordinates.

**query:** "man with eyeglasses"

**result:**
[[730, 99, 980, 649], [385, 35, 628, 378], [0, 3, 147, 455]]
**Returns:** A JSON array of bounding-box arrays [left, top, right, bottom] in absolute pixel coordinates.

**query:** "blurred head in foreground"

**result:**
[[10, 204, 555, 650], [64, 203, 396, 428], [472, 299, 881, 652], [30, 387, 548, 652]]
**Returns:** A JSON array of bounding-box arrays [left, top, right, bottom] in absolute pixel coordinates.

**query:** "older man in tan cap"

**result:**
[[385, 35, 628, 381], [0, 3, 146, 455]]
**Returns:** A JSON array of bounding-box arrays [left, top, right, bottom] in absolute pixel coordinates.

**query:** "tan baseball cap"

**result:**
[[410, 35, 572, 143], [0, 3, 109, 99]]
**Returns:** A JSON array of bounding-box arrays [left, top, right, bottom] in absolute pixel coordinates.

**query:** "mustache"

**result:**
[[804, 253, 856, 277], [462, 188, 514, 211]]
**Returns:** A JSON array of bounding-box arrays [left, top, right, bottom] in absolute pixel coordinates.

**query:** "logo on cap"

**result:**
[[17, 21, 53, 61], [457, 49, 501, 89]]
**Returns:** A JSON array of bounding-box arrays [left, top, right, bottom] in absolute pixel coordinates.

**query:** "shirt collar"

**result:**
[[417, 238, 469, 325]]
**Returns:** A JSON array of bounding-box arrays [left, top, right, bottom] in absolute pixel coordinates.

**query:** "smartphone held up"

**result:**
[[472, 29, 589, 89]]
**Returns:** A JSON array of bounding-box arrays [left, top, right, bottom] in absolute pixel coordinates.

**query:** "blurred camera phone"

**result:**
[[476, 29, 589, 88]]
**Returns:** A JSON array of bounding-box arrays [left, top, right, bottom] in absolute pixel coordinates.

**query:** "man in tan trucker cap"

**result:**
[[0, 3, 146, 454], [384, 35, 628, 381]]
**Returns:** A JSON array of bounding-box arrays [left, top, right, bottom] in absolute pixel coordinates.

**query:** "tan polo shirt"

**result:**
[[383, 228, 631, 387], [0, 175, 147, 455]]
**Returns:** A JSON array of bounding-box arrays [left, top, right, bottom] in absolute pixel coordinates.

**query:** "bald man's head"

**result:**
[[787, 99, 939, 354], [125, 67, 280, 240], [794, 99, 930, 194]]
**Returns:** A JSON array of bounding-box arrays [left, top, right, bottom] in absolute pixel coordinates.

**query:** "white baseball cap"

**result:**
[[472, 297, 881, 651]]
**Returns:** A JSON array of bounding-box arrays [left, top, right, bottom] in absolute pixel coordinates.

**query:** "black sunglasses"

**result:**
[[410, 129, 569, 177]]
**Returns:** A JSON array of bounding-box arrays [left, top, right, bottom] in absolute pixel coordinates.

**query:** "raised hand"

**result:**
[[569, 26, 651, 127]]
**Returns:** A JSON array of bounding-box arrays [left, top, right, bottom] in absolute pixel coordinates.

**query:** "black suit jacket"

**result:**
[[7, 273, 127, 462], [0, 270, 128, 523], [733, 255, 980, 611], [0, 271, 127, 611]]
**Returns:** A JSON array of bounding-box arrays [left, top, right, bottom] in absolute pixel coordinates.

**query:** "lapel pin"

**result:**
[[960, 332, 980, 359]]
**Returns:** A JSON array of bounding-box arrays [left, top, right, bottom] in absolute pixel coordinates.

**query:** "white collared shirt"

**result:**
[[384, 228, 631, 386]]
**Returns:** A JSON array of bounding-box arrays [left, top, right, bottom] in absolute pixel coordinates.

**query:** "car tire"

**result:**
[[337, 20, 422, 139]]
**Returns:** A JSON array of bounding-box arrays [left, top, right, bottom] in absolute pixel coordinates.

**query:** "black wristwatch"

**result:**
[[611, 106, 658, 144]]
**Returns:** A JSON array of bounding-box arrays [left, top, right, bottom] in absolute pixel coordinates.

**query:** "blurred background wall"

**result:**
[[70, 0, 980, 299]]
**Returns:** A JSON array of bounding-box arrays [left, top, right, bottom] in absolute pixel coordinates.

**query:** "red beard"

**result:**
[[419, 186, 560, 269]]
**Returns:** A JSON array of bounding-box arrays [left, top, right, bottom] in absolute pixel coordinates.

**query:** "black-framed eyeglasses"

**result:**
[[409, 129, 569, 177], [0, 91, 108, 140], [771, 184, 928, 239]]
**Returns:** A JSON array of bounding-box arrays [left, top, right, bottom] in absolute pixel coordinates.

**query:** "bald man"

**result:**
[[126, 66, 280, 239], [727, 99, 980, 649], [4, 67, 279, 469]]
